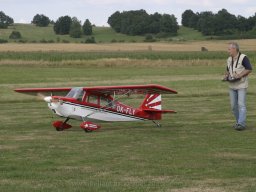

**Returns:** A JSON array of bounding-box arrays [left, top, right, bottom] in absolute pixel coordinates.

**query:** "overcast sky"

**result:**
[[1, 0, 256, 26]]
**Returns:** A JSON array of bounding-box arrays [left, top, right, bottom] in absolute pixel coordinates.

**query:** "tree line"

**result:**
[[0, 11, 93, 38], [1, 9, 256, 38], [108, 9, 179, 35], [53, 16, 92, 38], [182, 9, 256, 36], [32, 14, 93, 38]]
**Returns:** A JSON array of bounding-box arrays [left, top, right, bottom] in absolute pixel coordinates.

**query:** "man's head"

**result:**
[[228, 42, 239, 57]]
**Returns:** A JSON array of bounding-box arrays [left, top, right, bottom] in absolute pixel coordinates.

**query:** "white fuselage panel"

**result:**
[[48, 101, 145, 122]]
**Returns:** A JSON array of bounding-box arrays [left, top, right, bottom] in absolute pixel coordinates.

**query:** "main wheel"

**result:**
[[157, 123, 161, 128], [56, 127, 64, 131], [84, 128, 93, 133]]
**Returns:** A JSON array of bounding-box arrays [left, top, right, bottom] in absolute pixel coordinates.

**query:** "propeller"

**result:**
[[35, 93, 53, 119], [36, 92, 59, 103], [44, 96, 52, 103], [36, 92, 47, 101]]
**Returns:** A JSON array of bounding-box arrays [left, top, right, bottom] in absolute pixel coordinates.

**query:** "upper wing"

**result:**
[[14, 88, 72, 96], [83, 84, 177, 95], [14, 84, 177, 97]]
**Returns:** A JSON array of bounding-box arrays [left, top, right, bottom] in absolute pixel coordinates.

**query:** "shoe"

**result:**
[[233, 123, 238, 129], [235, 124, 246, 131]]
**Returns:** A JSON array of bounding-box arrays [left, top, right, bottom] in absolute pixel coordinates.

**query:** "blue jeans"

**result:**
[[229, 88, 247, 127]]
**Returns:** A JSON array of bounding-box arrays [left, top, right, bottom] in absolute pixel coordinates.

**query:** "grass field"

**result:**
[[1, 39, 256, 53], [0, 24, 207, 43], [0, 24, 145, 43], [1, 45, 256, 191]]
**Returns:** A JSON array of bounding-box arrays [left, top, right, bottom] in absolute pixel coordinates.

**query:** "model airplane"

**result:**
[[15, 84, 177, 132]]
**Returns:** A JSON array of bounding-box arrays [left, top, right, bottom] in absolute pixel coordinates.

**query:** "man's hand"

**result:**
[[233, 73, 241, 79], [234, 69, 252, 79], [222, 72, 229, 81]]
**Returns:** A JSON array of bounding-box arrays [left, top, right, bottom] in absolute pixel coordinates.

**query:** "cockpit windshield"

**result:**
[[66, 88, 84, 101]]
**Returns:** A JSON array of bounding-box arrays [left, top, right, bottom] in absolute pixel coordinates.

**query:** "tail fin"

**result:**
[[140, 94, 176, 120], [140, 94, 162, 110]]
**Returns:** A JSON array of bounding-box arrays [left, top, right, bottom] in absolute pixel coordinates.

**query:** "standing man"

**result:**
[[223, 42, 252, 131]]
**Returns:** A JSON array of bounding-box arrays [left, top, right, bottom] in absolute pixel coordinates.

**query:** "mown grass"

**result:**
[[0, 51, 256, 62], [1, 51, 256, 191], [0, 24, 142, 43], [0, 51, 224, 61], [175, 26, 207, 41], [0, 24, 145, 43]]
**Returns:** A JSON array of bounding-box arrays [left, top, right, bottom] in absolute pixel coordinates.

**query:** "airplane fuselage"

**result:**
[[47, 97, 146, 122]]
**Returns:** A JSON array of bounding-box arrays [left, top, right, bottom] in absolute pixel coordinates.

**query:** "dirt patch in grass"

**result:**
[[214, 152, 256, 160], [169, 187, 226, 192], [170, 178, 256, 192], [0, 145, 19, 150]]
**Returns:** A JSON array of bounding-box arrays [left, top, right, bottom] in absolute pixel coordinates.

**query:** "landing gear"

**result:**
[[52, 118, 101, 133], [84, 129, 93, 133], [63, 117, 70, 124], [53, 118, 72, 131], [152, 120, 161, 127], [80, 121, 101, 133], [56, 127, 64, 131]]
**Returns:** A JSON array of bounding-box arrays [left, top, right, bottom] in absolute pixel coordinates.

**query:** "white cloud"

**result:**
[[245, 7, 256, 15], [77, 0, 132, 6], [230, 0, 249, 3], [176, 0, 214, 7], [17, 19, 28, 24], [176, 0, 252, 8]]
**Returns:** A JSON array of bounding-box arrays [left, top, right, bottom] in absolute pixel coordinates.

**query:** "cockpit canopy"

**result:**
[[66, 87, 84, 101], [65, 87, 114, 108]]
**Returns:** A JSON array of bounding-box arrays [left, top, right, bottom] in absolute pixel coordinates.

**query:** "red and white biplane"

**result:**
[[15, 84, 177, 132]]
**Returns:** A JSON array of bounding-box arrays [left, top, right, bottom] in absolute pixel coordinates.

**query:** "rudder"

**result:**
[[140, 94, 161, 110]]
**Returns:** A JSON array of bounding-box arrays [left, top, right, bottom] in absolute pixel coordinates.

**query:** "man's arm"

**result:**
[[234, 69, 252, 79], [234, 56, 252, 79], [223, 66, 229, 79]]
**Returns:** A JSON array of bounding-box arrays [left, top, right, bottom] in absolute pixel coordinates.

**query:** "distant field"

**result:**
[[0, 39, 256, 52], [1, 47, 256, 191], [0, 24, 144, 43], [0, 24, 207, 43]]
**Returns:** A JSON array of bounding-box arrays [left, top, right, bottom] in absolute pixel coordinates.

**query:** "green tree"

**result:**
[[147, 13, 161, 33], [182, 10, 195, 27], [108, 11, 122, 32], [236, 15, 249, 32], [54, 15, 72, 35], [197, 11, 215, 35], [32, 14, 50, 27], [82, 19, 92, 35], [184, 9, 256, 36], [246, 14, 256, 31], [213, 9, 237, 35], [9, 31, 22, 39], [69, 17, 82, 38], [108, 10, 178, 36], [181, 10, 200, 29], [160, 14, 179, 35], [0, 11, 14, 29], [127, 10, 149, 35]]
